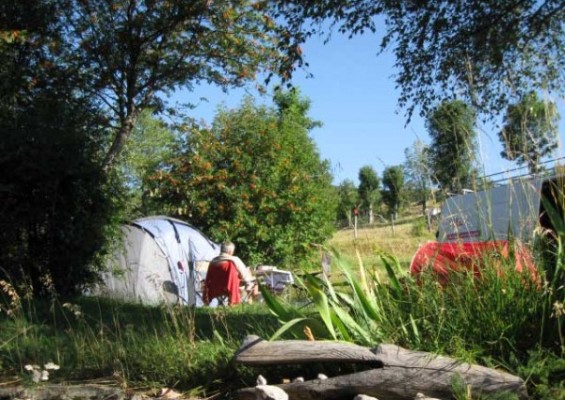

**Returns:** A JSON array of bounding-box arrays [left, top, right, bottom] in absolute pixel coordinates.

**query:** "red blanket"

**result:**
[[204, 260, 241, 305], [410, 240, 536, 283]]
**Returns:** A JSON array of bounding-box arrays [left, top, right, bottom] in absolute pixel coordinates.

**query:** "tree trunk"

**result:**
[[103, 110, 139, 171]]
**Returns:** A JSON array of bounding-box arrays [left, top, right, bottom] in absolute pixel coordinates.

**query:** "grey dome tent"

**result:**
[[94, 216, 220, 306]]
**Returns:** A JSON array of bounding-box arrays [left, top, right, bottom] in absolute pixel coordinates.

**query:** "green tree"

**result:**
[[5, 0, 307, 171], [381, 166, 405, 220], [119, 109, 176, 216], [404, 139, 432, 215], [150, 90, 336, 266], [427, 100, 478, 194], [358, 166, 380, 225], [275, 1, 564, 120], [337, 179, 358, 228], [0, 81, 121, 298], [0, 1, 123, 297], [498, 92, 560, 174]]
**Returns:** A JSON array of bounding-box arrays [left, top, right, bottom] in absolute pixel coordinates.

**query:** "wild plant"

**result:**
[[0, 279, 20, 319], [264, 242, 560, 362], [536, 190, 565, 354]]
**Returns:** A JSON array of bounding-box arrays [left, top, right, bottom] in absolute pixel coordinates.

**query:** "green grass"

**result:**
[[329, 215, 435, 271], [0, 297, 280, 395]]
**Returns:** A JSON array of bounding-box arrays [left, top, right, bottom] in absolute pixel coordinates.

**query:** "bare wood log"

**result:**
[[237, 365, 528, 400], [234, 335, 383, 367], [234, 336, 527, 400], [375, 344, 523, 387]]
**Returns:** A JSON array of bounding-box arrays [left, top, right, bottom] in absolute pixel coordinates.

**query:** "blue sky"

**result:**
[[173, 30, 565, 185]]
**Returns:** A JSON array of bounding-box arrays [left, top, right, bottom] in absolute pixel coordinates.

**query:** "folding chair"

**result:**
[[203, 259, 241, 306]]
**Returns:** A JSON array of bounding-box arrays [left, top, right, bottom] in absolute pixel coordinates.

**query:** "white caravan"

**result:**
[[437, 173, 565, 244]]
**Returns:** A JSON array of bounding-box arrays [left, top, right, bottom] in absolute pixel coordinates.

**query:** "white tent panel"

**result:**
[[93, 216, 220, 306]]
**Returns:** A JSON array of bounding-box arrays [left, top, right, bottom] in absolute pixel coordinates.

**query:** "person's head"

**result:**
[[221, 241, 235, 255]]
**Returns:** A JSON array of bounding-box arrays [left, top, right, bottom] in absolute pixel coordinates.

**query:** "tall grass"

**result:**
[[263, 242, 564, 399]]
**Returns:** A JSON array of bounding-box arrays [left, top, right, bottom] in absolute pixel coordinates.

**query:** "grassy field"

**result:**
[[329, 217, 435, 269]]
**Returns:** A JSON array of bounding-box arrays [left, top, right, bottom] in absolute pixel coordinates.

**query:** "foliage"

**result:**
[[381, 165, 405, 219], [0, 90, 122, 298], [4, 0, 308, 171], [427, 100, 478, 194], [358, 165, 380, 223], [118, 109, 176, 217], [404, 139, 433, 214], [0, 13, 123, 297], [410, 217, 428, 237], [274, 1, 565, 120], [265, 248, 564, 398], [336, 179, 358, 227], [518, 349, 565, 400], [150, 90, 337, 266], [498, 92, 560, 174]]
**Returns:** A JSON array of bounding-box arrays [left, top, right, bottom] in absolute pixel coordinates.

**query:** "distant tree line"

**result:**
[[336, 96, 561, 228]]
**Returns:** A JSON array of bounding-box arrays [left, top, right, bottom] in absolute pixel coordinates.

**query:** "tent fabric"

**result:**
[[204, 260, 241, 305], [95, 216, 220, 305], [410, 240, 537, 283]]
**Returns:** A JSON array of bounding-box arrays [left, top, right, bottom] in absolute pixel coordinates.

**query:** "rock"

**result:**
[[292, 377, 304, 383], [157, 388, 182, 399], [414, 393, 443, 400], [317, 373, 328, 380], [353, 395, 379, 400], [256, 375, 268, 386], [255, 385, 288, 400]]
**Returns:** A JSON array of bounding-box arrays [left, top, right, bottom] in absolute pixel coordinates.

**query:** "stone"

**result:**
[[414, 393, 443, 400], [255, 385, 288, 400], [256, 375, 267, 386]]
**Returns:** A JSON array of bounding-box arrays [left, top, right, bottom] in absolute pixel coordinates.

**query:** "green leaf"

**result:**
[[331, 306, 372, 344], [260, 283, 297, 322], [307, 285, 337, 340], [541, 196, 565, 234], [341, 264, 381, 322], [269, 317, 310, 341], [380, 253, 403, 300]]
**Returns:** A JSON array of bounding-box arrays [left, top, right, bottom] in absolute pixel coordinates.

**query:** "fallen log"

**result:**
[[235, 335, 383, 367], [234, 336, 527, 400]]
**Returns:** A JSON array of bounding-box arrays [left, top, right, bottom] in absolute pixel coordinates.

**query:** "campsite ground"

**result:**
[[0, 218, 433, 390], [1, 216, 564, 400]]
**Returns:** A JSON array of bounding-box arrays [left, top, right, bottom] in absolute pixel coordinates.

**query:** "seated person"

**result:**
[[206, 241, 258, 305]]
